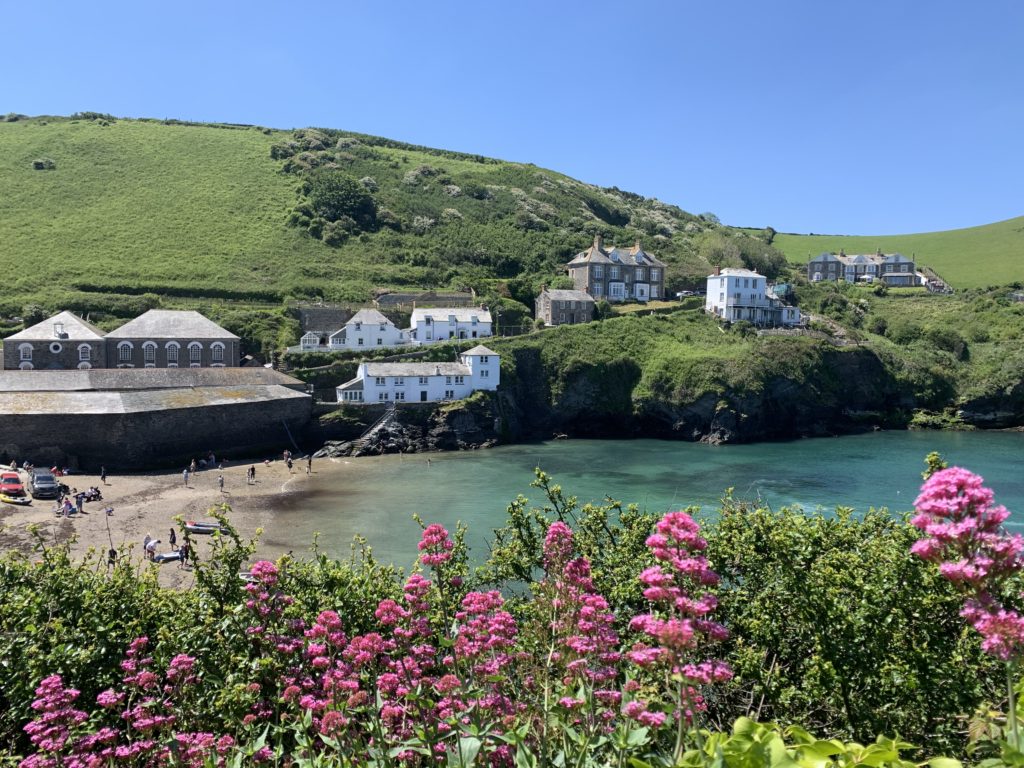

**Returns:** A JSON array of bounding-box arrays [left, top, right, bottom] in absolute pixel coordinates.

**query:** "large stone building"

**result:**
[[566, 236, 666, 302], [3, 310, 241, 370], [0, 368, 311, 470], [807, 251, 918, 286], [535, 289, 595, 327], [4, 311, 107, 371]]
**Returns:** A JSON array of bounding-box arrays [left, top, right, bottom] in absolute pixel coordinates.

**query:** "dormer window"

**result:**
[[354, 322, 362, 330], [53, 322, 66, 339]]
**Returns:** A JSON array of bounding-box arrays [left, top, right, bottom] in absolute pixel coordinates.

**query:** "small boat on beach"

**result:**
[[0, 494, 31, 506], [185, 520, 228, 535], [153, 551, 183, 564]]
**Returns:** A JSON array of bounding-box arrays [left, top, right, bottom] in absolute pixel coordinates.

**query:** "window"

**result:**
[[480, 355, 489, 363], [19, 344, 32, 361], [593, 265, 604, 278], [358, 338, 364, 346], [635, 267, 645, 281], [166, 343, 179, 366], [744, 278, 749, 287], [189, 343, 202, 366], [559, 313, 566, 323], [380, 323, 387, 330], [444, 389, 454, 399], [650, 269, 660, 281], [377, 338, 383, 345], [143, 343, 156, 365], [78, 344, 91, 362], [211, 343, 225, 364], [454, 375, 464, 384], [354, 322, 362, 330], [375, 377, 386, 386], [394, 377, 404, 386], [445, 376, 452, 384], [609, 266, 620, 279], [481, 369, 489, 378], [378, 392, 389, 401], [471, 316, 478, 325], [592, 283, 602, 296], [418, 376, 428, 385], [394, 391, 406, 401], [651, 285, 659, 298], [118, 342, 133, 362]]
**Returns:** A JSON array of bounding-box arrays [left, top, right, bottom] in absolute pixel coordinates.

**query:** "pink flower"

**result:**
[[418, 523, 454, 566]]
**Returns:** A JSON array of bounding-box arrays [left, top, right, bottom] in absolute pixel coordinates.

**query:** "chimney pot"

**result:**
[[593, 234, 603, 250], [714, 266, 721, 276]]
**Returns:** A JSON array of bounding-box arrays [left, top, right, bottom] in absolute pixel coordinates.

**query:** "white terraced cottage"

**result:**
[[336, 345, 499, 404], [408, 307, 492, 344]]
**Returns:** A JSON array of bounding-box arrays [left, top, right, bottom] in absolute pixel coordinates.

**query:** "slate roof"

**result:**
[[106, 310, 239, 340], [6, 311, 106, 341], [0, 368, 305, 393], [410, 308, 492, 324], [540, 289, 595, 302], [713, 268, 763, 278], [0, 385, 308, 416], [346, 309, 393, 327], [461, 345, 497, 357], [363, 361, 470, 377], [566, 240, 666, 268]]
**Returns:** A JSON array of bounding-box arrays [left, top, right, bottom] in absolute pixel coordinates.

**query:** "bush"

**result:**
[[32, 158, 56, 170], [886, 318, 922, 344]]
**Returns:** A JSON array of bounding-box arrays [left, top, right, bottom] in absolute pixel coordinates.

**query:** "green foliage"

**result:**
[[305, 168, 377, 230]]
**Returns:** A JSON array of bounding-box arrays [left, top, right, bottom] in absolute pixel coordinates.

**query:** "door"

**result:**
[[635, 283, 649, 301], [420, 391, 428, 402]]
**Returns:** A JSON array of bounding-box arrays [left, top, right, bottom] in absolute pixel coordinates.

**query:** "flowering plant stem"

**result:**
[[1009, 661, 1020, 751]]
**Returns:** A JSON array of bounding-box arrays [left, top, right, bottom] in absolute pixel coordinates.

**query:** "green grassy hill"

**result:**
[[0, 114, 757, 316], [771, 217, 1024, 289]]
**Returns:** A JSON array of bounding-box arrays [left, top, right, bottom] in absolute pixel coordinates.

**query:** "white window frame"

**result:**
[[78, 344, 91, 362], [454, 375, 464, 384], [394, 377, 404, 387], [188, 342, 202, 367], [143, 342, 157, 366], [375, 377, 386, 386], [118, 341, 134, 363], [166, 342, 180, 367], [211, 342, 225, 365], [18, 343, 32, 361], [394, 391, 405, 401]]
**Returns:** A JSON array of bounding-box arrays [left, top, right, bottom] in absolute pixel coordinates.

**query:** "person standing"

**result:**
[[169, 527, 177, 548], [143, 534, 151, 556], [100, 466, 107, 485], [183, 468, 190, 487], [306, 455, 312, 475], [178, 539, 189, 569], [218, 474, 225, 493]]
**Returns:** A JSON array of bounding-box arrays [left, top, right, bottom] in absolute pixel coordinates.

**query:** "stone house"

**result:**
[[705, 267, 801, 326], [808, 250, 918, 286], [408, 307, 492, 344], [535, 289, 595, 327], [566, 236, 666, 302], [328, 309, 408, 351], [336, 345, 499, 404], [104, 310, 240, 368], [3, 311, 107, 370]]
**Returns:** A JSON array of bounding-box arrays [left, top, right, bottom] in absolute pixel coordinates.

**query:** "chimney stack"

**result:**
[[593, 234, 603, 251], [714, 265, 721, 276]]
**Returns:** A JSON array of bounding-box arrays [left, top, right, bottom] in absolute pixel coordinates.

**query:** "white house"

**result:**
[[705, 267, 801, 327], [336, 345, 499, 404], [408, 308, 492, 344], [328, 309, 408, 351]]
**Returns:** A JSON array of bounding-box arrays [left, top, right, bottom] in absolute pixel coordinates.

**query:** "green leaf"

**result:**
[[928, 759, 963, 768], [454, 736, 482, 767]]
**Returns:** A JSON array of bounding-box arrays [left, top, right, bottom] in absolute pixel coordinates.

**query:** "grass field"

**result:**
[[772, 217, 1024, 289]]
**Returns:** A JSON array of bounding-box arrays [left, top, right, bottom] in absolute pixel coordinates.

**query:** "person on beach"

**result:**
[[189, 458, 197, 474], [218, 474, 225, 493], [143, 534, 151, 555], [145, 539, 159, 561], [107, 548, 117, 568], [169, 527, 176, 548], [306, 455, 312, 474], [286, 457, 293, 472], [100, 466, 107, 485], [183, 468, 190, 487], [178, 540, 189, 569]]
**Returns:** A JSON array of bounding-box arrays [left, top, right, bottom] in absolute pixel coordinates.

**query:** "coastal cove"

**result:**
[[262, 430, 1024, 568]]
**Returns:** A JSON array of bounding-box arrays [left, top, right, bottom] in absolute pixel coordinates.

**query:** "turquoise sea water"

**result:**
[[257, 431, 1024, 568]]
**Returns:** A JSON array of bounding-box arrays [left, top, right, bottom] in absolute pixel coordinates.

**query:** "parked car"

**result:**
[[0, 471, 25, 497], [28, 470, 61, 499]]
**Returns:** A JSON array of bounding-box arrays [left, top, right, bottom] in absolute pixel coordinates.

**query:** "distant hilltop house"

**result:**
[[807, 250, 919, 286], [298, 307, 493, 352], [566, 236, 665, 302], [705, 267, 801, 327], [4, 310, 240, 370], [336, 345, 499, 404], [535, 289, 595, 327]]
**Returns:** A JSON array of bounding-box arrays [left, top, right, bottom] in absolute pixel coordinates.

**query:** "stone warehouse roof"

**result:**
[[0, 368, 306, 393], [363, 362, 471, 377], [410, 308, 492, 324], [0, 385, 308, 416], [106, 310, 239, 340], [6, 311, 106, 341], [540, 289, 595, 302]]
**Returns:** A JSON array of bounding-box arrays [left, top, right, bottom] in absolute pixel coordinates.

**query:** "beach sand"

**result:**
[[0, 460, 316, 589]]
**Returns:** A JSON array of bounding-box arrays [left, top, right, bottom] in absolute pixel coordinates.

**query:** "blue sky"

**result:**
[[4, 0, 1022, 234]]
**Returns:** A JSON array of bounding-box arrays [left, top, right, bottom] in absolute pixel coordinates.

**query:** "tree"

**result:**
[[306, 169, 377, 231]]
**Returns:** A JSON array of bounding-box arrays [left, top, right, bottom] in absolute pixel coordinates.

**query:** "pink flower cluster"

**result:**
[[912, 467, 1024, 661], [627, 511, 732, 725], [418, 523, 455, 566]]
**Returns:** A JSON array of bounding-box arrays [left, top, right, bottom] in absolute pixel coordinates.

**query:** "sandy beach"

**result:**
[[0, 459, 318, 589]]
